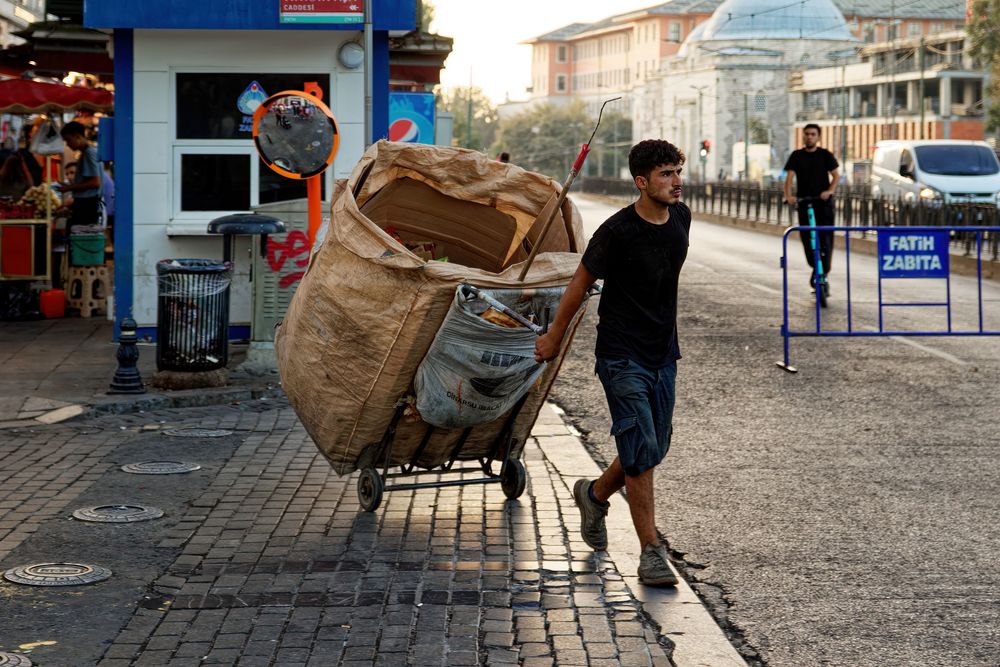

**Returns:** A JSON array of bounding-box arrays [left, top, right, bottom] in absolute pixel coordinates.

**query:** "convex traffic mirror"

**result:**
[[252, 90, 340, 179]]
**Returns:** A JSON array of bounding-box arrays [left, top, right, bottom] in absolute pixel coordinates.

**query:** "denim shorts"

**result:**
[[595, 357, 677, 477]]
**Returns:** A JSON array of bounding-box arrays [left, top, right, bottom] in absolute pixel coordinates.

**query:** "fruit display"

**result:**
[[18, 184, 61, 215], [0, 199, 36, 220]]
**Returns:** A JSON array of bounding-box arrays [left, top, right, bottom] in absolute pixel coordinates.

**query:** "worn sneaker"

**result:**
[[573, 478, 609, 550], [638, 543, 678, 587]]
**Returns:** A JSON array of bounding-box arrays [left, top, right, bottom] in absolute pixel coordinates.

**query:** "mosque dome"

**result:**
[[676, 20, 709, 57], [696, 0, 856, 42]]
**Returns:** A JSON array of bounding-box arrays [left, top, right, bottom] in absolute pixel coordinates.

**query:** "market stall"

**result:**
[[0, 80, 112, 313]]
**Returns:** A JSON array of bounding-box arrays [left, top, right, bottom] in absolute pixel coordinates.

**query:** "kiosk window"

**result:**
[[181, 154, 251, 211], [176, 73, 328, 140]]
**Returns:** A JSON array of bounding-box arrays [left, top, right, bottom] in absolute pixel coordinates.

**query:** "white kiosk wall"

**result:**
[[131, 29, 364, 331]]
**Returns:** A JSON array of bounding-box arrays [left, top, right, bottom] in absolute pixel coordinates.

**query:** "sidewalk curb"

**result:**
[[83, 384, 286, 419], [533, 402, 748, 667]]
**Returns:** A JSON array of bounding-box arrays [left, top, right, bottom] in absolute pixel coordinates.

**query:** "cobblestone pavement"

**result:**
[[0, 399, 673, 666]]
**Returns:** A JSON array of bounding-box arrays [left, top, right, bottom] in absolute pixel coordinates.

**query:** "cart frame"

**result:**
[[356, 392, 531, 511]]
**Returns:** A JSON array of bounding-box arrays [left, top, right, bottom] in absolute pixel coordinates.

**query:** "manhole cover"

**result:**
[[120, 461, 201, 475], [72, 504, 164, 523], [3, 562, 112, 586], [0, 653, 32, 667], [163, 427, 233, 438]]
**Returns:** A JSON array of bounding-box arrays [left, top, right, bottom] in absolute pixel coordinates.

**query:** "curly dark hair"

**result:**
[[60, 121, 87, 139], [628, 139, 685, 179]]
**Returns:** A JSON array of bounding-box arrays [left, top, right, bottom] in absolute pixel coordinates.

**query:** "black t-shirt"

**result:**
[[784, 147, 839, 198], [582, 202, 690, 368]]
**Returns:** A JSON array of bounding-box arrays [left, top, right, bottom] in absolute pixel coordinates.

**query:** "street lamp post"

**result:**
[[830, 49, 853, 166], [918, 36, 926, 138], [612, 115, 619, 178], [465, 67, 474, 149], [885, 9, 899, 140], [841, 56, 848, 164], [743, 93, 749, 181], [691, 85, 708, 183]]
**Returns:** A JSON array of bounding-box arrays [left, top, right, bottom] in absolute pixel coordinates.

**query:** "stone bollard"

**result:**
[[108, 317, 146, 394]]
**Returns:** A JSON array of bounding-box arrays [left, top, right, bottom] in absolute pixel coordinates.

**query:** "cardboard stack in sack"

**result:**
[[275, 141, 589, 475]]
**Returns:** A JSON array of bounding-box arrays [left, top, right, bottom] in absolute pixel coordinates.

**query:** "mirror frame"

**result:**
[[252, 89, 340, 180]]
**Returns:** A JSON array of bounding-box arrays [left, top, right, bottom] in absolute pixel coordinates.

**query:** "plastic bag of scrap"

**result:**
[[414, 284, 565, 429]]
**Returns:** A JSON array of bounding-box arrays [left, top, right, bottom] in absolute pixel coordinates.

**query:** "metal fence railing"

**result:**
[[579, 177, 1000, 261]]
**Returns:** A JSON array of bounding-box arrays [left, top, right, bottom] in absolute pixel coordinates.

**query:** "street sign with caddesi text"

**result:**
[[279, 0, 363, 24]]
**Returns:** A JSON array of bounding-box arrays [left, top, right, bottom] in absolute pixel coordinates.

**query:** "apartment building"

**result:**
[[791, 30, 987, 177], [0, 0, 44, 47], [518, 0, 970, 182], [524, 0, 966, 116], [524, 0, 721, 117]]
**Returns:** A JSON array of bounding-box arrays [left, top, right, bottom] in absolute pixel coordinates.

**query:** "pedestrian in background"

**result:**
[[60, 161, 77, 207], [101, 164, 115, 230], [534, 139, 690, 587], [783, 123, 839, 292], [0, 153, 33, 199], [55, 121, 102, 230]]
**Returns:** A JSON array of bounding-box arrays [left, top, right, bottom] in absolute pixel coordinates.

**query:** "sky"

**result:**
[[432, 0, 659, 105]]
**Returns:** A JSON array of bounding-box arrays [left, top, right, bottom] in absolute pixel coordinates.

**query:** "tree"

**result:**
[[589, 111, 633, 178], [418, 0, 435, 32], [748, 117, 769, 144], [492, 101, 613, 179], [968, 0, 1000, 132], [436, 86, 499, 151]]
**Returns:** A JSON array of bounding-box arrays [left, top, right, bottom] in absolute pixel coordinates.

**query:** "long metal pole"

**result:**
[[888, 0, 896, 139], [840, 57, 847, 164], [465, 67, 473, 148], [698, 88, 705, 183], [743, 94, 749, 181], [612, 116, 619, 178], [364, 1, 373, 146], [918, 36, 926, 138]]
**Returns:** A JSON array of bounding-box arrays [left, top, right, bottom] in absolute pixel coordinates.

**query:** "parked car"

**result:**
[[870, 140, 1000, 207]]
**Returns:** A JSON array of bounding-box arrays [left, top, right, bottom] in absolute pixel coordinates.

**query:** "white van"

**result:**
[[871, 140, 1000, 206]]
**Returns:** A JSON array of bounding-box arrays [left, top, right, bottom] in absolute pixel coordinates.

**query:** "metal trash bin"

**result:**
[[156, 258, 234, 372]]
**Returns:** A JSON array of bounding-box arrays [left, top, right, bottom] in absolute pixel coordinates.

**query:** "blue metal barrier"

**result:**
[[778, 225, 1000, 372]]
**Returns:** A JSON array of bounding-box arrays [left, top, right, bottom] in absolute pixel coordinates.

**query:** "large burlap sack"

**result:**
[[276, 141, 589, 475]]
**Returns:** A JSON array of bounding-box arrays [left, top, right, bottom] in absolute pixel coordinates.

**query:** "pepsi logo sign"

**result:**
[[389, 118, 420, 143]]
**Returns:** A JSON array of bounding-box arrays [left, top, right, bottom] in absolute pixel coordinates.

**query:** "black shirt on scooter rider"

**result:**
[[783, 124, 840, 287]]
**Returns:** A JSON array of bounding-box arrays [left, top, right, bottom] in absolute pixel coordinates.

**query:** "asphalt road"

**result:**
[[553, 194, 1000, 667]]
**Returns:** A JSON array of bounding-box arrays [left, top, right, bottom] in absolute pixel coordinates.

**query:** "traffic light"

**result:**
[[699, 139, 711, 158]]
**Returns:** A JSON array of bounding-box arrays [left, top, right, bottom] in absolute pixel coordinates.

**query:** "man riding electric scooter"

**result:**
[[783, 123, 840, 298]]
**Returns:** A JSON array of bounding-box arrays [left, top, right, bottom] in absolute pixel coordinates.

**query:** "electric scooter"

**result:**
[[796, 196, 829, 309]]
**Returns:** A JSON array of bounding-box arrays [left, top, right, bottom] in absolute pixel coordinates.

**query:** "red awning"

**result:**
[[0, 79, 113, 114]]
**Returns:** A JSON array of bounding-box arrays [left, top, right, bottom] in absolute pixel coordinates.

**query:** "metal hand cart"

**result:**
[[356, 392, 530, 511]]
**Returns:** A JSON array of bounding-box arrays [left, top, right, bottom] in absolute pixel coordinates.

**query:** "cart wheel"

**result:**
[[500, 459, 527, 500], [358, 468, 384, 512]]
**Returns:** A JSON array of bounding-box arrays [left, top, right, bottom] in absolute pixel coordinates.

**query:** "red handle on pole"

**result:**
[[572, 143, 591, 173]]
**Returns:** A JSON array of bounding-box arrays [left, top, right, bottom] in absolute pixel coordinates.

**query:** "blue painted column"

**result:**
[[373, 30, 390, 140], [112, 29, 134, 340]]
